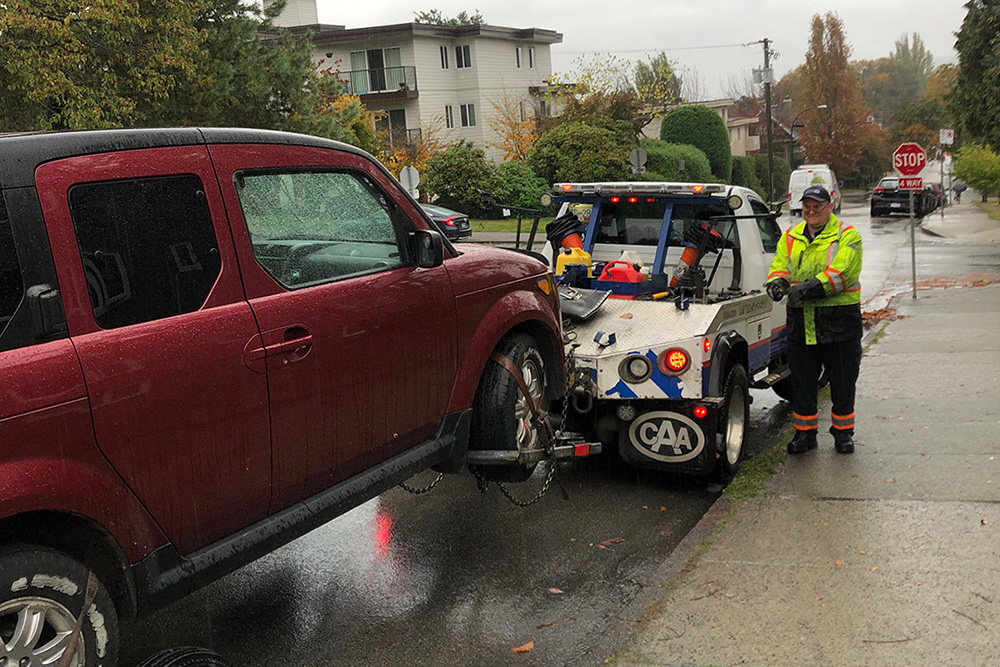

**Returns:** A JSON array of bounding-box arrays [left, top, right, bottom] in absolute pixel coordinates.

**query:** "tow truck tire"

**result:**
[[0, 544, 119, 667], [716, 364, 749, 480], [470, 334, 549, 482]]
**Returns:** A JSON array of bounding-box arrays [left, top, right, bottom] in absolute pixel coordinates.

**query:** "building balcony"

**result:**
[[340, 66, 418, 100]]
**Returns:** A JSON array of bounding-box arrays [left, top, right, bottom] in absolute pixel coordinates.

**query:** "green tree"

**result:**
[[413, 9, 484, 25], [0, 0, 203, 130], [659, 105, 732, 182], [952, 0, 1000, 149], [527, 123, 631, 184], [731, 156, 763, 198], [633, 52, 682, 116], [800, 12, 870, 175], [893, 33, 934, 102], [954, 143, 1000, 202], [495, 161, 549, 210], [639, 139, 713, 182], [753, 153, 790, 200], [424, 140, 501, 215]]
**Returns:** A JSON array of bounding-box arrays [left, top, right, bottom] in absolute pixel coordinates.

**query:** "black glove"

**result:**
[[786, 277, 826, 307], [766, 278, 789, 301]]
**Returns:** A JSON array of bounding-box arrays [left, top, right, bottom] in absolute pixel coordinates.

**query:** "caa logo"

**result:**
[[628, 411, 705, 463]]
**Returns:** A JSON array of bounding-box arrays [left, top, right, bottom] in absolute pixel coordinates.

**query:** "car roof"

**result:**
[[0, 127, 368, 189], [420, 203, 463, 215]]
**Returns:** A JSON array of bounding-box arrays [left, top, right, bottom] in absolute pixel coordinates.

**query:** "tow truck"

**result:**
[[540, 181, 792, 479]]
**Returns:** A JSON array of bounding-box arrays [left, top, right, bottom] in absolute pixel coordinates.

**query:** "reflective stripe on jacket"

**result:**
[[767, 214, 863, 345]]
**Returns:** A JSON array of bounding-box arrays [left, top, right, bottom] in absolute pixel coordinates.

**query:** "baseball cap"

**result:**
[[800, 185, 832, 203]]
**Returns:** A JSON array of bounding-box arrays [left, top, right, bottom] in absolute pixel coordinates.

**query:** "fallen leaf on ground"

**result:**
[[660, 506, 666, 512], [858, 550, 866, 555], [537, 622, 553, 629], [548, 588, 564, 594], [887, 478, 896, 483], [512, 641, 534, 653], [601, 537, 625, 546], [621, 313, 633, 319], [834, 560, 844, 566], [872, 567, 878, 572], [982, 520, 988, 526], [660, 530, 672, 536]]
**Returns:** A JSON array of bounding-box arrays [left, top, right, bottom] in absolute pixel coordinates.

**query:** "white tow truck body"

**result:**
[[546, 182, 791, 477]]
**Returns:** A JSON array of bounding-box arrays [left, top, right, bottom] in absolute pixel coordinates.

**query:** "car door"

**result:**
[[208, 144, 457, 512], [34, 147, 271, 555]]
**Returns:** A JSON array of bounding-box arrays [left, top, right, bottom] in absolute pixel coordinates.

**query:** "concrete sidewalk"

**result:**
[[922, 198, 1000, 243], [602, 211, 1000, 665]]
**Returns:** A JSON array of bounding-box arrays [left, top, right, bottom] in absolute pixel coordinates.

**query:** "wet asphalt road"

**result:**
[[120, 201, 990, 666]]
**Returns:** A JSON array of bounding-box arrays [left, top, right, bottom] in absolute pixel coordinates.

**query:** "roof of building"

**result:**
[[288, 22, 563, 45]]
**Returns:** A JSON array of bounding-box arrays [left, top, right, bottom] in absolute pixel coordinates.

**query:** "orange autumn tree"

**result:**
[[799, 12, 871, 175]]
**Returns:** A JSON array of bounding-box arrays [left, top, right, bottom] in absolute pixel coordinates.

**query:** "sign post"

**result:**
[[894, 143, 926, 299]]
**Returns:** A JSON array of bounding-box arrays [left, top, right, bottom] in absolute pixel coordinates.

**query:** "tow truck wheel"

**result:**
[[470, 334, 550, 482], [716, 364, 749, 480]]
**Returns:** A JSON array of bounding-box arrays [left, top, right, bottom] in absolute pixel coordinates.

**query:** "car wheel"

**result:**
[[715, 364, 749, 481], [137, 646, 231, 667], [470, 334, 550, 482], [870, 204, 879, 218], [0, 545, 119, 667]]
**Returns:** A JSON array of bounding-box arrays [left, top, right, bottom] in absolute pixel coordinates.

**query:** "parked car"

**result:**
[[0, 128, 564, 665], [420, 203, 472, 241], [926, 182, 943, 210], [870, 176, 931, 217], [788, 164, 842, 216]]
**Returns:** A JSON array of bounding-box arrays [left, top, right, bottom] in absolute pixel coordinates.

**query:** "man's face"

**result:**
[[802, 198, 833, 229]]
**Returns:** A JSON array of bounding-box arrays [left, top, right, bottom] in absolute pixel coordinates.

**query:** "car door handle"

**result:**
[[265, 327, 313, 362]]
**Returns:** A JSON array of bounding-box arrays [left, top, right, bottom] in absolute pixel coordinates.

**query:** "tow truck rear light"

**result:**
[[610, 196, 620, 203], [692, 185, 704, 193], [628, 196, 638, 203], [703, 338, 712, 353], [561, 183, 573, 191], [657, 348, 690, 375], [693, 405, 708, 419], [552, 183, 726, 197]]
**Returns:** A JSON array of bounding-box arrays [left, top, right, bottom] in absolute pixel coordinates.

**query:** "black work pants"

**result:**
[[787, 337, 862, 433]]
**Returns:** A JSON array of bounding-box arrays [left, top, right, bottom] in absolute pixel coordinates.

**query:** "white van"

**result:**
[[787, 164, 842, 216]]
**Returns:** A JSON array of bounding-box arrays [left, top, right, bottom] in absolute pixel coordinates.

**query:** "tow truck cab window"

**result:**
[[593, 199, 735, 247], [235, 170, 406, 289], [750, 199, 780, 253], [69, 175, 222, 329], [0, 197, 22, 340]]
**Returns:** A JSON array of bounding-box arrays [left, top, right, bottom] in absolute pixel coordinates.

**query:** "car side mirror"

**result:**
[[412, 229, 443, 268]]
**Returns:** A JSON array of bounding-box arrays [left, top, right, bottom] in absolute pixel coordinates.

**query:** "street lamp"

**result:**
[[788, 104, 827, 169]]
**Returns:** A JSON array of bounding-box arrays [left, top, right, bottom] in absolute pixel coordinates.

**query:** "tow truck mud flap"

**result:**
[[618, 408, 719, 474]]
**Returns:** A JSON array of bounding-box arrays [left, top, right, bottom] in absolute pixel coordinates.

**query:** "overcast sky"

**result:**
[[315, 0, 969, 99]]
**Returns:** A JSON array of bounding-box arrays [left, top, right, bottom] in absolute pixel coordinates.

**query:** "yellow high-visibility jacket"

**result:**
[[767, 215, 863, 345]]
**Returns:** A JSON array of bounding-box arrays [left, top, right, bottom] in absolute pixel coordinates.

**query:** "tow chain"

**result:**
[[477, 344, 580, 507], [398, 472, 444, 494]]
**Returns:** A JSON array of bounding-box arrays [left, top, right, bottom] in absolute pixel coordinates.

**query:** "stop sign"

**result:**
[[893, 143, 926, 176]]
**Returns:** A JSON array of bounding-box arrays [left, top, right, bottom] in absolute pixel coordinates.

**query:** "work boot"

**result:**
[[787, 430, 818, 454], [832, 430, 855, 454]]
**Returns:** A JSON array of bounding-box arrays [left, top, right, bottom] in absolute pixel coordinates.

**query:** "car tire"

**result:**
[[870, 204, 879, 218], [137, 646, 231, 667], [470, 334, 550, 482], [715, 364, 749, 481], [0, 544, 119, 667]]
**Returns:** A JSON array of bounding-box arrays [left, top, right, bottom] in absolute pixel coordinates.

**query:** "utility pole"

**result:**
[[761, 39, 776, 204]]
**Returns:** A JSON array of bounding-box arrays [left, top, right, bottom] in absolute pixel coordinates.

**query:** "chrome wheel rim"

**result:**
[[513, 357, 545, 452], [725, 389, 747, 465], [0, 597, 84, 666]]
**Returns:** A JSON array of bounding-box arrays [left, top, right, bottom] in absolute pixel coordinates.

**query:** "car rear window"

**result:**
[[0, 197, 23, 338]]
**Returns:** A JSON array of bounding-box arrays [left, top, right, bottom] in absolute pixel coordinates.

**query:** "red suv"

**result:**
[[0, 128, 563, 665]]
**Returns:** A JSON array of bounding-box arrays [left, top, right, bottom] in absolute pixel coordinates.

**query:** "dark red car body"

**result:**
[[0, 129, 562, 626]]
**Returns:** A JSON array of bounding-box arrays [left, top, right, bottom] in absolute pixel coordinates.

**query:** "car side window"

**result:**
[[0, 197, 23, 340], [69, 175, 222, 329], [750, 199, 781, 253], [235, 170, 406, 289]]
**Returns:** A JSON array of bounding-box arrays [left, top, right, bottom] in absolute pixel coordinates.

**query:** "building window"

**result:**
[[529, 47, 535, 68], [440, 45, 449, 69], [349, 47, 402, 94], [455, 44, 471, 69], [516, 47, 522, 68], [445, 105, 455, 129], [460, 103, 476, 127], [538, 99, 549, 117]]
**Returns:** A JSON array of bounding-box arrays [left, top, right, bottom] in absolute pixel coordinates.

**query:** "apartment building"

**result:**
[[267, 1, 561, 161]]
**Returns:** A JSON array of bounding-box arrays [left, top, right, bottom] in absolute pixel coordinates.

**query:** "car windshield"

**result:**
[[878, 178, 898, 188]]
